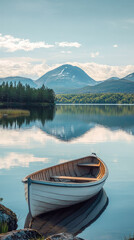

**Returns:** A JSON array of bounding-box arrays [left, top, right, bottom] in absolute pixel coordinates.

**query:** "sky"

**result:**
[[0, 0, 134, 80]]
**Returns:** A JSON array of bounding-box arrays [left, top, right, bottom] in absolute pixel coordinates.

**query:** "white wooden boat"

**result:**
[[22, 153, 108, 217]]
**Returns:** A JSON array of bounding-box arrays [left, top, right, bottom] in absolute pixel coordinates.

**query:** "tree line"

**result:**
[[0, 82, 55, 104], [56, 93, 134, 104]]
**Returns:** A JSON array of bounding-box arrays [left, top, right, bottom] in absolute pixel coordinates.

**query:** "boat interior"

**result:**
[[27, 155, 106, 183]]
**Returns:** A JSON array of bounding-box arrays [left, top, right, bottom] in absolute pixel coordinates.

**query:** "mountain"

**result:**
[[36, 64, 97, 93], [105, 77, 120, 81], [72, 79, 134, 94], [0, 76, 37, 88], [121, 72, 134, 82]]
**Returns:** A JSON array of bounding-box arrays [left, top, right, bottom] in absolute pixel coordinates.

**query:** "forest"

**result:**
[[56, 93, 134, 104], [0, 82, 55, 104]]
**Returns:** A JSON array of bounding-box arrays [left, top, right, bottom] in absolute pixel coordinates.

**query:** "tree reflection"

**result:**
[[0, 106, 56, 129]]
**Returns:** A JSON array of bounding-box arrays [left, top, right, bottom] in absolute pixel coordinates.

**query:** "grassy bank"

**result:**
[[0, 109, 30, 118]]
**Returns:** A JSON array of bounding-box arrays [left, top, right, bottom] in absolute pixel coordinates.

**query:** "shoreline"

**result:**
[[56, 103, 134, 105], [0, 102, 55, 107]]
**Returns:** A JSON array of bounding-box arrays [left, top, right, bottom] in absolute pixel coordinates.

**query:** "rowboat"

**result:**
[[22, 153, 108, 217]]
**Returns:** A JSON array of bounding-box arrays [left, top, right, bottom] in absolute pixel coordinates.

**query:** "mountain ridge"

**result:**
[[0, 76, 37, 88], [0, 64, 134, 94], [71, 79, 134, 94]]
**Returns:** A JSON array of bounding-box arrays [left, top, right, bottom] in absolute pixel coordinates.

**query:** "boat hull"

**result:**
[[27, 178, 106, 217], [23, 154, 108, 217], [25, 189, 108, 238]]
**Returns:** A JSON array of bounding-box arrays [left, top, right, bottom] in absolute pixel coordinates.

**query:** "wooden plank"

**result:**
[[78, 163, 100, 167], [50, 176, 97, 182]]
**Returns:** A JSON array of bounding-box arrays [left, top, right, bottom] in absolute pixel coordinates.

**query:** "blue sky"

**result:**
[[0, 0, 134, 80]]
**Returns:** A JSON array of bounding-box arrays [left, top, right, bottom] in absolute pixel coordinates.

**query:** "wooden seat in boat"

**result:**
[[50, 175, 97, 182], [78, 163, 100, 167]]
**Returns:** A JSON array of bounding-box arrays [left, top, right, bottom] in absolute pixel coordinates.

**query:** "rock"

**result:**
[[0, 230, 84, 240], [0, 204, 17, 232], [0, 228, 43, 240], [45, 232, 84, 240]]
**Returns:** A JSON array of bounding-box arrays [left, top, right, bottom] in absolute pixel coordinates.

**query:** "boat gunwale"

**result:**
[[23, 154, 108, 187], [27, 176, 107, 188]]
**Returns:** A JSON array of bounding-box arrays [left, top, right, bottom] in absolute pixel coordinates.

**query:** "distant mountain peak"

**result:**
[[36, 64, 97, 93], [122, 72, 134, 81], [106, 77, 120, 81]]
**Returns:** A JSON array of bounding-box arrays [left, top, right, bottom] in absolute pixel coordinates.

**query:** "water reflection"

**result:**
[[0, 106, 55, 129], [0, 105, 134, 142], [0, 152, 49, 169], [42, 105, 134, 141], [25, 189, 108, 238]]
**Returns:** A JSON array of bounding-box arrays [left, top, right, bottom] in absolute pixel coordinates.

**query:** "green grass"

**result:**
[[0, 221, 8, 234], [0, 109, 30, 118]]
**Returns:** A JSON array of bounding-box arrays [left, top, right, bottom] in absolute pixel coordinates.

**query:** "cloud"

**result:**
[[0, 152, 48, 169], [0, 33, 54, 52], [126, 18, 134, 24], [0, 33, 81, 52], [57, 41, 81, 48], [113, 44, 118, 48], [90, 51, 99, 58], [61, 51, 72, 54], [1, 57, 134, 80], [0, 57, 51, 79], [69, 62, 134, 80]]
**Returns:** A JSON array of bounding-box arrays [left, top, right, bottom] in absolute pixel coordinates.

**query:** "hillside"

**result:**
[[0, 76, 37, 88], [56, 93, 134, 104], [36, 64, 97, 93], [73, 79, 134, 94], [122, 73, 134, 82]]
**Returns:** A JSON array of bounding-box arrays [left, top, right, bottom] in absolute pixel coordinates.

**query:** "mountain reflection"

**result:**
[[0, 105, 134, 141], [25, 189, 108, 238]]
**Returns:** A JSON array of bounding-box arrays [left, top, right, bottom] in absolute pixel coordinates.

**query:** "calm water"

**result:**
[[0, 105, 134, 240]]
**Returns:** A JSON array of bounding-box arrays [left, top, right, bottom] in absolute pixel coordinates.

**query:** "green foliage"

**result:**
[[0, 198, 3, 202], [56, 93, 134, 104], [0, 221, 8, 233], [0, 82, 55, 104]]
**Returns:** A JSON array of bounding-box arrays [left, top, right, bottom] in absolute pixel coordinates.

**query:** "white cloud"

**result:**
[[0, 33, 54, 52], [0, 57, 50, 79], [57, 41, 81, 48], [0, 152, 48, 169], [0, 58, 134, 80], [90, 51, 99, 58], [61, 51, 72, 54], [113, 44, 118, 48], [0, 33, 81, 52], [69, 62, 134, 80], [126, 18, 134, 24]]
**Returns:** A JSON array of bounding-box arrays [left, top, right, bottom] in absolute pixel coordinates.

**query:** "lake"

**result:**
[[0, 104, 134, 240]]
